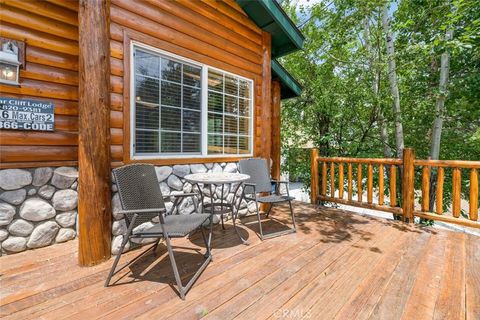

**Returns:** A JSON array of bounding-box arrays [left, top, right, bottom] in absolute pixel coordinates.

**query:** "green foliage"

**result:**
[[280, 0, 479, 207]]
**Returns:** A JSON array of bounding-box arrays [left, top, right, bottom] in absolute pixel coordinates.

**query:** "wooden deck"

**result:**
[[1, 202, 479, 319]]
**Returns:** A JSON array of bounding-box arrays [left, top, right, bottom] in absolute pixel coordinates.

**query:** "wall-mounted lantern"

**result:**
[[0, 41, 22, 86]]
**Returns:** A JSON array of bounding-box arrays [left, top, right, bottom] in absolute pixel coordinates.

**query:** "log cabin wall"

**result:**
[[0, 0, 273, 168], [0, 0, 79, 168], [110, 0, 271, 166]]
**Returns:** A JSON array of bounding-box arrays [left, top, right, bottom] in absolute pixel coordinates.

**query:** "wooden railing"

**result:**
[[310, 148, 480, 228]]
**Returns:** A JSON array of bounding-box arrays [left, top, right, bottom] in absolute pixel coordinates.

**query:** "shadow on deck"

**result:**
[[1, 201, 479, 319]]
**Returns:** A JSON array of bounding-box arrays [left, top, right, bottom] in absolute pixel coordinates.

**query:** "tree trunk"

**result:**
[[429, 29, 453, 211], [382, 4, 404, 158], [430, 29, 453, 161], [363, 18, 392, 158]]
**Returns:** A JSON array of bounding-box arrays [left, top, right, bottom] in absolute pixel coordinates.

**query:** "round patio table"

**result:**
[[184, 172, 250, 245]]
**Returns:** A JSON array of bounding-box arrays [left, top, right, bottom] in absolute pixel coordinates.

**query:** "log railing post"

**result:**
[[78, 0, 112, 266], [311, 148, 319, 204], [401, 148, 415, 222]]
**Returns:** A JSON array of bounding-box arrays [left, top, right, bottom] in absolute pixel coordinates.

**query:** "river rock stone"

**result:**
[[56, 228, 76, 243], [70, 181, 78, 190], [205, 163, 214, 169], [27, 221, 59, 248], [51, 167, 78, 189], [0, 169, 32, 190], [55, 210, 77, 228], [155, 166, 172, 182], [2, 236, 27, 252], [190, 164, 207, 174], [240, 199, 248, 209], [111, 235, 130, 255], [111, 184, 118, 192], [38, 185, 56, 200], [131, 222, 156, 244], [28, 188, 37, 196], [0, 229, 8, 241], [224, 163, 238, 173], [159, 182, 171, 196], [215, 185, 230, 199], [248, 201, 257, 213], [32, 167, 53, 186], [182, 182, 192, 193], [173, 164, 190, 178], [0, 203, 16, 226], [19, 198, 55, 222], [167, 175, 183, 191], [52, 189, 78, 211], [8, 219, 34, 237], [202, 214, 220, 226], [112, 193, 123, 220], [238, 208, 249, 217], [0, 189, 26, 205], [212, 163, 223, 173], [178, 197, 195, 215], [112, 219, 127, 236]]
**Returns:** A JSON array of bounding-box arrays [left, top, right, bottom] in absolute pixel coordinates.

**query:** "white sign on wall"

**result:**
[[0, 97, 54, 131]]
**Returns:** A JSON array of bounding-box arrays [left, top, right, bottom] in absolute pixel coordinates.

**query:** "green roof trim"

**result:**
[[236, 0, 305, 58], [272, 59, 302, 99]]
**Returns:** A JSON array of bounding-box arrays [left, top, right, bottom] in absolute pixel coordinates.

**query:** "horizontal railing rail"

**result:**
[[310, 148, 480, 229]]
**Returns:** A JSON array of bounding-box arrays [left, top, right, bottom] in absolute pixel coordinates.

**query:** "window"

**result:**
[[132, 44, 253, 158], [207, 69, 252, 155]]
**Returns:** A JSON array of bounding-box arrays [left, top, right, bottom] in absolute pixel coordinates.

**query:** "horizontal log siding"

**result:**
[[0, 1, 79, 168], [111, 0, 269, 164], [0, 0, 272, 168]]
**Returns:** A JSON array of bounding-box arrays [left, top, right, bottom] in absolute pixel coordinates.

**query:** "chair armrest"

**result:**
[[271, 180, 289, 184], [244, 182, 256, 187], [117, 208, 166, 215], [170, 192, 198, 198]]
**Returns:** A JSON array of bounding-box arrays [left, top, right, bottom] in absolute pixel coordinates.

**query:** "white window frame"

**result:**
[[130, 41, 254, 160]]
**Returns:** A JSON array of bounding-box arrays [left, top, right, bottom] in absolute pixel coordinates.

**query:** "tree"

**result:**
[[382, 2, 405, 158], [279, 0, 480, 209]]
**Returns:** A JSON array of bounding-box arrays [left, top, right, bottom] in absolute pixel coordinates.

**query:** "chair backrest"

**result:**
[[113, 164, 165, 226], [238, 158, 271, 193]]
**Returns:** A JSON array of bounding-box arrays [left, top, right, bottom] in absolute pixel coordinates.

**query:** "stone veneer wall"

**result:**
[[0, 167, 78, 255], [0, 162, 255, 255]]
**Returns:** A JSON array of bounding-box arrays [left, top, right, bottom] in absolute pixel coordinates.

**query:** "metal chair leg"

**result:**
[[165, 228, 212, 300], [288, 200, 297, 231], [254, 194, 264, 240], [265, 203, 273, 218], [104, 234, 128, 287], [164, 235, 186, 300], [206, 214, 214, 259], [220, 213, 225, 230], [152, 238, 161, 255], [105, 214, 138, 287]]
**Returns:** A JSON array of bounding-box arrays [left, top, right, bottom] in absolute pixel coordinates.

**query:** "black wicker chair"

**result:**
[[239, 158, 296, 240], [104, 164, 213, 300]]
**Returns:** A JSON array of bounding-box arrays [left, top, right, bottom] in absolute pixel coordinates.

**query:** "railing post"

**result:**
[[402, 148, 415, 222], [311, 148, 319, 204]]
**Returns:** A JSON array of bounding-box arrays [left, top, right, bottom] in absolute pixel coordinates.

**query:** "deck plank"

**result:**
[[369, 229, 432, 319], [184, 223, 386, 319], [0, 202, 477, 320], [466, 234, 480, 319], [400, 231, 449, 319], [287, 222, 410, 320], [333, 230, 430, 320]]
